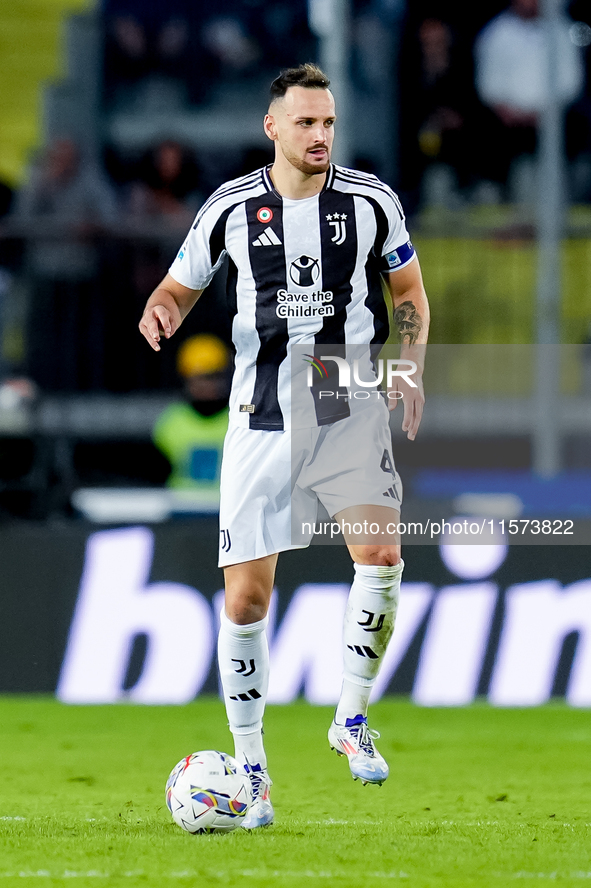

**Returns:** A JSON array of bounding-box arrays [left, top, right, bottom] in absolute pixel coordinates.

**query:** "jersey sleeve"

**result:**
[[379, 190, 416, 273], [168, 199, 229, 291]]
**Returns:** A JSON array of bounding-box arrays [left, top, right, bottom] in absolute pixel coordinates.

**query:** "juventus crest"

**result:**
[[326, 213, 347, 245]]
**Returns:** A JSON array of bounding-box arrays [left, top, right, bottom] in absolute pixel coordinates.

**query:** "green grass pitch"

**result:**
[[0, 697, 590, 887]]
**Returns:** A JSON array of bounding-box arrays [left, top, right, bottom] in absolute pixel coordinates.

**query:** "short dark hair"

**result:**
[[269, 64, 330, 102]]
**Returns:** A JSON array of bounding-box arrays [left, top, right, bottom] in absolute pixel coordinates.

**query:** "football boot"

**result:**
[[328, 714, 389, 785], [241, 762, 274, 829]]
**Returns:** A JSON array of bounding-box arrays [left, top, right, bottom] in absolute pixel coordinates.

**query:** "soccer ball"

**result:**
[[165, 750, 251, 834]]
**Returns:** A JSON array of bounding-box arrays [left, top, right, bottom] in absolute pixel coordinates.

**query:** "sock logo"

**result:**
[[232, 658, 256, 676], [358, 610, 385, 632], [229, 688, 262, 701], [347, 644, 379, 659]]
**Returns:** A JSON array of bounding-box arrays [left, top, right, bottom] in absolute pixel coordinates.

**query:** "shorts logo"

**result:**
[[220, 529, 232, 552], [257, 207, 273, 223], [289, 255, 320, 287]]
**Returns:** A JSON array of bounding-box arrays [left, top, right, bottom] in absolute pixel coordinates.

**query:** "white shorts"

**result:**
[[218, 401, 402, 567]]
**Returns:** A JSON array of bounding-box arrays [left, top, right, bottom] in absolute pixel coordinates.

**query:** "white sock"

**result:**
[[217, 608, 269, 768], [233, 728, 267, 770], [335, 561, 403, 725]]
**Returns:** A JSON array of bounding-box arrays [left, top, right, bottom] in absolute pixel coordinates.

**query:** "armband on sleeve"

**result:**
[[381, 240, 416, 272]]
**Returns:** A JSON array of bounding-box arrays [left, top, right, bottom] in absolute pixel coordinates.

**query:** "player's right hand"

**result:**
[[139, 304, 176, 352]]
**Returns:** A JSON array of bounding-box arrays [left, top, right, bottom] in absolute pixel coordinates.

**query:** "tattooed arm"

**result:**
[[384, 256, 430, 439], [386, 257, 430, 347], [394, 300, 423, 346]]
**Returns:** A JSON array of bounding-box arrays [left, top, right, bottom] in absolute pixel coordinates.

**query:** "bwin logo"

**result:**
[[290, 255, 320, 288]]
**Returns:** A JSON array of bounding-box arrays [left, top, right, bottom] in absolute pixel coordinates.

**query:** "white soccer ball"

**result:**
[[165, 750, 251, 834]]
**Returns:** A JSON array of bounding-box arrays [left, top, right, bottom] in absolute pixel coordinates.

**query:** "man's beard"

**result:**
[[299, 160, 330, 176], [284, 147, 330, 176]]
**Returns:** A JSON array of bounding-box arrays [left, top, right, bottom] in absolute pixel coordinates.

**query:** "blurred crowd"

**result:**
[[399, 0, 591, 210], [0, 0, 590, 397], [99, 0, 591, 208], [102, 0, 315, 109]]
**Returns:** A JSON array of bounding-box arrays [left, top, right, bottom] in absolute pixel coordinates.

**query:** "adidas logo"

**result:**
[[252, 227, 282, 247], [229, 688, 262, 701], [347, 644, 379, 659], [383, 486, 398, 499]]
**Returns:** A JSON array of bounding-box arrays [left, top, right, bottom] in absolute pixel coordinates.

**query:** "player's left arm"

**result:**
[[384, 256, 430, 440]]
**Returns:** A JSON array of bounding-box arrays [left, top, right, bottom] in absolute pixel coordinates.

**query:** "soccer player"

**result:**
[[139, 63, 430, 829]]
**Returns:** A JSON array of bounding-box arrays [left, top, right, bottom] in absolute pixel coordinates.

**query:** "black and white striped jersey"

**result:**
[[169, 164, 415, 431]]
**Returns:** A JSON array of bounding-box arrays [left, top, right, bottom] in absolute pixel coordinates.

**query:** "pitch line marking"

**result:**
[[3, 871, 591, 880], [0, 870, 411, 880]]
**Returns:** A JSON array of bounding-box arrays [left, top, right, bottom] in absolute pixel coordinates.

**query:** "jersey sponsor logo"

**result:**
[[326, 213, 347, 245], [289, 255, 320, 287], [276, 289, 334, 318], [256, 206, 273, 223], [252, 226, 282, 247]]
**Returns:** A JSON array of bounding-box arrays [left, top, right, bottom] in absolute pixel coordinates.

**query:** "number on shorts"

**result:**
[[380, 449, 395, 477]]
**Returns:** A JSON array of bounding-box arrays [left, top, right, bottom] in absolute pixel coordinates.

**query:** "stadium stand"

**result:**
[[0, 0, 93, 187]]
